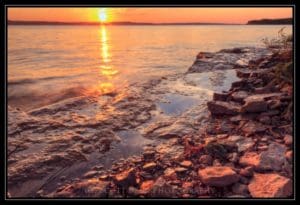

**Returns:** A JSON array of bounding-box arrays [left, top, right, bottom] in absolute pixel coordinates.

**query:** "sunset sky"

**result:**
[[8, 7, 293, 24]]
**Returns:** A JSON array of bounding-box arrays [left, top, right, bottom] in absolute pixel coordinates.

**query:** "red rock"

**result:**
[[258, 115, 271, 125], [248, 173, 292, 198], [242, 98, 268, 113], [239, 152, 260, 168], [241, 121, 267, 134], [180, 160, 193, 168], [199, 155, 213, 166], [242, 93, 283, 113], [140, 180, 155, 192], [284, 134, 293, 146], [198, 166, 239, 187], [182, 181, 193, 189], [142, 162, 158, 172], [175, 167, 188, 173], [54, 179, 109, 197], [231, 91, 249, 103], [240, 143, 287, 171], [163, 168, 177, 180], [143, 150, 156, 160], [285, 150, 293, 162], [207, 101, 240, 115], [239, 166, 254, 177], [213, 92, 229, 101], [83, 171, 98, 179], [113, 168, 136, 187]]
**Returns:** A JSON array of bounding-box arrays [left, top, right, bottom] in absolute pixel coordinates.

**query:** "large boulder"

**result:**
[[248, 173, 292, 198], [198, 166, 239, 187], [239, 143, 287, 171], [241, 93, 283, 113], [207, 101, 240, 115]]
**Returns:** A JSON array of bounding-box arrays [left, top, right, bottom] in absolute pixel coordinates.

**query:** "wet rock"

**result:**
[[239, 166, 254, 178], [128, 186, 140, 197], [213, 92, 229, 101], [219, 135, 254, 153], [232, 80, 247, 89], [82, 145, 94, 154], [83, 170, 99, 179], [239, 152, 260, 168], [142, 162, 158, 172], [241, 121, 267, 135], [54, 179, 109, 197], [99, 175, 109, 180], [207, 101, 240, 115], [212, 63, 233, 70], [236, 138, 255, 153], [163, 168, 177, 180], [231, 91, 249, 103], [204, 142, 228, 161], [230, 152, 239, 163], [139, 171, 154, 180], [257, 115, 271, 125], [197, 52, 214, 59], [220, 47, 245, 54], [239, 143, 287, 171], [242, 96, 268, 113], [285, 150, 293, 162], [259, 143, 287, 171], [248, 173, 292, 198], [284, 134, 293, 146], [143, 150, 156, 160], [113, 168, 136, 188], [140, 180, 155, 194], [199, 155, 213, 166], [231, 183, 249, 195], [271, 116, 281, 126], [93, 165, 104, 171], [180, 160, 193, 168], [242, 93, 283, 113], [148, 177, 176, 198], [235, 59, 248, 67], [198, 166, 239, 187], [174, 167, 188, 174]]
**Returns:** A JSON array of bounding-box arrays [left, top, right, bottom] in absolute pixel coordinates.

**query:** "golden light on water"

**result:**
[[96, 25, 119, 95]]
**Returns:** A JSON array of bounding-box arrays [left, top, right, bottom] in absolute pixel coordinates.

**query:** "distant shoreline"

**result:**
[[7, 17, 293, 26]]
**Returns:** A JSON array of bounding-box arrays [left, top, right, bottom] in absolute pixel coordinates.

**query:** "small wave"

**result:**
[[8, 75, 84, 86]]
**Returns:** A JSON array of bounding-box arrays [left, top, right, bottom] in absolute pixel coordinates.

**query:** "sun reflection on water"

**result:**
[[97, 26, 119, 95]]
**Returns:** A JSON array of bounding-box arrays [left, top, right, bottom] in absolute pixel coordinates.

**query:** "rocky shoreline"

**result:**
[[8, 45, 293, 198]]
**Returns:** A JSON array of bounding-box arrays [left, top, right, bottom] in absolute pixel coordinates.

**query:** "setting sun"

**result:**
[[98, 9, 107, 22]]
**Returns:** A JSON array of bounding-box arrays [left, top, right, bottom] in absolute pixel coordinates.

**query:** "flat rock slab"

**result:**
[[198, 166, 239, 187], [53, 179, 109, 197], [248, 173, 292, 198], [242, 93, 283, 113], [207, 101, 241, 115]]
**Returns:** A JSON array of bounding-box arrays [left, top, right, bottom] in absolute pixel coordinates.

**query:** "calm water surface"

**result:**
[[8, 25, 292, 110]]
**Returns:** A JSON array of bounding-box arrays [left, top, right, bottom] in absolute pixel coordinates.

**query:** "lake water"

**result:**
[[7, 25, 292, 110]]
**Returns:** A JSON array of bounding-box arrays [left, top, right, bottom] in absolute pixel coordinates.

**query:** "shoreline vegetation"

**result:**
[[7, 30, 293, 198], [7, 17, 292, 26]]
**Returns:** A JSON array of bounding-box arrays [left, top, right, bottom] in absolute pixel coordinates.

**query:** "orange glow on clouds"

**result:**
[[8, 7, 293, 24]]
